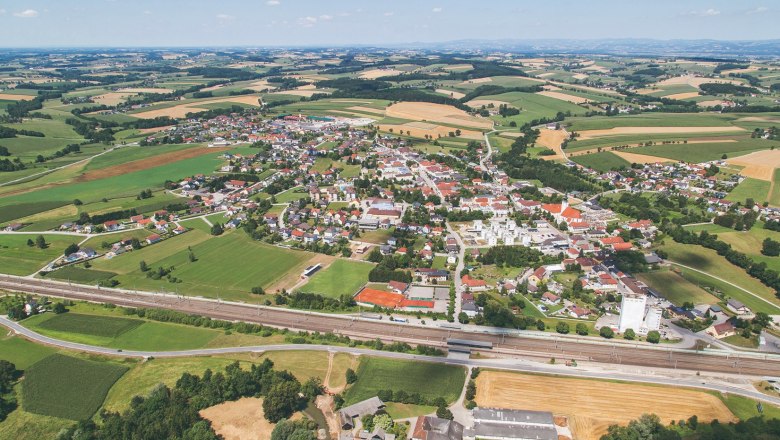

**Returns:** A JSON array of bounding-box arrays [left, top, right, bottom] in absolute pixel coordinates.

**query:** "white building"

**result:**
[[618, 293, 647, 333]]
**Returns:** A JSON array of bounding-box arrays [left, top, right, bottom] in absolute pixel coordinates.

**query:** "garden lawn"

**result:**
[[343, 357, 465, 405], [22, 354, 129, 420], [300, 259, 373, 298], [0, 234, 80, 276]]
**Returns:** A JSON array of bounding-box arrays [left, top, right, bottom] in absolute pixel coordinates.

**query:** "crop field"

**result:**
[[571, 151, 630, 171], [89, 230, 319, 300], [727, 149, 780, 181], [481, 91, 588, 126], [725, 178, 770, 204], [343, 357, 465, 405], [42, 265, 118, 283], [658, 241, 780, 313], [385, 102, 493, 130], [716, 226, 780, 273], [476, 371, 736, 440], [300, 259, 373, 298], [0, 234, 79, 276], [628, 139, 771, 163], [636, 270, 719, 306], [566, 113, 737, 131], [36, 313, 143, 338], [22, 354, 129, 420]]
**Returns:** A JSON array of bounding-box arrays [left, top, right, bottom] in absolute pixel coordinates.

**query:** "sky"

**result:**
[[0, 0, 777, 47]]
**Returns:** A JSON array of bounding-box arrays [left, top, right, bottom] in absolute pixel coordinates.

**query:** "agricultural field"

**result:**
[[657, 240, 780, 313], [636, 269, 720, 306], [475, 371, 737, 440], [300, 259, 374, 298], [343, 357, 465, 405], [479, 91, 588, 127], [716, 225, 780, 273], [571, 151, 630, 171], [86, 229, 322, 300], [0, 234, 80, 276], [22, 354, 129, 420], [725, 178, 771, 204]]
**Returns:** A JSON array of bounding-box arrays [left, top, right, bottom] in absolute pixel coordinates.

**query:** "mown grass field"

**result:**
[[87, 230, 317, 300], [658, 241, 780, 313], [343, 357, 465, 405], [0, 334, 57, 369], [636, 270, 719, 306], [22, 354, 129, 420], [725, 178, 771, 204], [716, 225, 780, 273], [300, 259, 373, 298], [482, 91, 588, 127], [0, 234, 79, 276], [771, 168, 780, 206], [571, 151, 630, 171]]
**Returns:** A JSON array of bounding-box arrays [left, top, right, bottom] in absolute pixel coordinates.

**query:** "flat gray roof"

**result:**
[[472, 407, 554, 426], [465, 423, 557, 440]]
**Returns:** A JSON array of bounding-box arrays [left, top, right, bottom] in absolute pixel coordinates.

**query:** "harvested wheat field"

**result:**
[[347, 106, 385, 115], [131, 95, 262, 119], [436, 89, 466, 99], [476, 371, 735, 440], [272, 89, 329, 98], [576, 126, 745, 140], [0, 93, 36, 101], [654, 75, 744, 90], [459, 77, 492, 86], [118, 87, 174, 94], [613, 151, 674, 164], [359, 68, 406, 79], [537, 91, 589, 104], [385, 102, 493, 130], [92, 92, 137, 106], [727, 150, 780, 181], [378, 123, 483, 140], [665, 92, 701, 100], [247, 79, 277, 92], [536, 129, 567, 161], [697, 100, 726, 107], [201, 397, 301, 440]]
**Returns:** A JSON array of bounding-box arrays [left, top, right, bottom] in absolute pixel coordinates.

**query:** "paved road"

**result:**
[[3, 315, 780, 409], [2, 274, 780, 377]]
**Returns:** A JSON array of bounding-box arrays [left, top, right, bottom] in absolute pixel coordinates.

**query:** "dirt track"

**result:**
[[475, 371, 736, 440]]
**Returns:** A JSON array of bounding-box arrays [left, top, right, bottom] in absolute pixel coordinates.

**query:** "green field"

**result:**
[[566, 113, 737, 131], [716, 225, 780, 273], [42, 265, 118, 283], [658, 241, 780, 313], [726, 178, 771, 204], [0, 234, 80, 276], [636, 270, 719, 306], [22, 354, 128, 420], [88, 229, 316, 300], [571, 151, 630, 171], [628, 139, 774, 163], [0, 335, 57, 370], [300, 259, 373, 298], [771, 168, 780, 206], [343, 357, 465, 405], [36, 313, 143, 338], [481, 92, 588, 127]]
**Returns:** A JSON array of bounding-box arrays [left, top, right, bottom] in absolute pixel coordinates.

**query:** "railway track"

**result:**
[[2, 275, 779, 376]]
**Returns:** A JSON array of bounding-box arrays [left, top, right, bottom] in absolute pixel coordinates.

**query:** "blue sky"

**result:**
[[0, 0, 776, 47]]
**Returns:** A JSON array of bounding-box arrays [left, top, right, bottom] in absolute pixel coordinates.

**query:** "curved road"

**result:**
[[2, 315, 780, 409], [3, 275, 780, 377]]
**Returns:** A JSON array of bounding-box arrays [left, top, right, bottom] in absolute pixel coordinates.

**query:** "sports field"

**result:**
[[475, 371, 736, 440], [343, 357, 465, 405], [22, 354, 129, 420], [300, 259, 373, 298]]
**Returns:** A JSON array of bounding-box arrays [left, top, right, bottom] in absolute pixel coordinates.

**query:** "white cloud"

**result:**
[[383, 11, 394, 16], [216, 13, 235, 21], [746, 6, 768, 14], [0, 9, 6, 15], [686, 8, 720, 17], [432, 7, 443, 13], [297, 16, 318, 27], [266, 0, 280, 5], [13, 9, 39, 18], [143, 10, 152, 15], [319, 14, 333, 21]]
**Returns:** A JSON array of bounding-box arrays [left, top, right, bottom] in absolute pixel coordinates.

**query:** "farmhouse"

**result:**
[[464, 408, 557, 440], [338, 397, 386, 430], [412, 416, 464, 440]]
